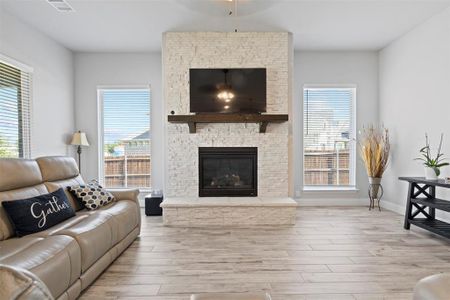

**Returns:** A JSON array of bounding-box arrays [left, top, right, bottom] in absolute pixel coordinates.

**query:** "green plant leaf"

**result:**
[[436, 162, 450, 167], [419, 146, 429, 153], [433, 167, 440, 176]]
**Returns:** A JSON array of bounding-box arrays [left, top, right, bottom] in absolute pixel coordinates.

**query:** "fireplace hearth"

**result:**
[[198, 147, 257, 197]]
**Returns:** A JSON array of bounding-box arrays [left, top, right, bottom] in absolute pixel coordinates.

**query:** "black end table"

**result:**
[[145, 193, 163, 216]]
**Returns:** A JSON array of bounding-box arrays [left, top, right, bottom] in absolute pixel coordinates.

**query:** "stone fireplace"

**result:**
[[199, 147, 257, 197], [161, 32, 297, 226], [163, 32, 293, 198]]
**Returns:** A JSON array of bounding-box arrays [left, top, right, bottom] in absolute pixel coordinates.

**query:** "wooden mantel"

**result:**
[[167, 114, 289, 133]]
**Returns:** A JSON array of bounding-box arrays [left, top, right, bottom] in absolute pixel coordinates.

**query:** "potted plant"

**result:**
[[359, 125, 390, 201], [415, 133, 448, 180]]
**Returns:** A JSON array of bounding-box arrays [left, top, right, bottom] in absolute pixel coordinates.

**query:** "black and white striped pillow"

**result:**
[[68, 180, 114, 210]]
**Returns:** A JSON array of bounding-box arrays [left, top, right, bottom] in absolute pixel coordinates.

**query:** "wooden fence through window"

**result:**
[[104, 155, 151, 188]]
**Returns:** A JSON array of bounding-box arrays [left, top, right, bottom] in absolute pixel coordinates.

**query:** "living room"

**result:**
[[0, 0, 450, 299]]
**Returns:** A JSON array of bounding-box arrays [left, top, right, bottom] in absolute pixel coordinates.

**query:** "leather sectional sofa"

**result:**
[[0, 156, 141, 299]]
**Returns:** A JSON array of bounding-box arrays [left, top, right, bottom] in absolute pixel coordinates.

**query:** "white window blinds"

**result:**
[[0, 60, 32, 158], [303, 87, 355, 187], [99, 88, 151, 188]]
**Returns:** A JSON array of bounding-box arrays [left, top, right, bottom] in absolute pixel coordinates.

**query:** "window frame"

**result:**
[[302, 84, 357, 191], [0, 54, 33, 159], [97, 85, 151, 189]]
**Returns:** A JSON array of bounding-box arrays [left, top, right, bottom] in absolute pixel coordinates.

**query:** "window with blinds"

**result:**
[[0, 60, 32, 158], [99, 88, 151, 188], [303, 87, 356, 188]]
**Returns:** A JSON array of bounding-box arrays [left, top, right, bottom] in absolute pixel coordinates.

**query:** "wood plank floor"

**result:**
[[81, 207, 450, 300]]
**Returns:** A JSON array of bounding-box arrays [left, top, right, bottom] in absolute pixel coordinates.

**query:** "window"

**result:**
[[303, 86, 356, 189], [0, 58, 32, 158], [98, 88, 151, 188]]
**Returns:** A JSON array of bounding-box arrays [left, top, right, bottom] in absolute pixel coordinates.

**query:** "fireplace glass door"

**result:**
[[199, 147, 257, 197]]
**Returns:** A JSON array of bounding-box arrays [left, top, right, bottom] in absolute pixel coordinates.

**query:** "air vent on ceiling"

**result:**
[[47, 0, 75, 12]]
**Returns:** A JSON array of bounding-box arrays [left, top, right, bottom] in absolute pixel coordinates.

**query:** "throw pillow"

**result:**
[[68, 180, 114, 210], [2, 188, 76, 237]]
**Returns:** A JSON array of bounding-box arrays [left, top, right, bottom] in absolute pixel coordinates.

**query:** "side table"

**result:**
[[145, 192, 163, 216]]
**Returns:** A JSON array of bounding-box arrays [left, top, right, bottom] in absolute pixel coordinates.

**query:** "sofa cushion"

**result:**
[[45, 175, 85, 211], [98, 200, 139, 245], [56, 213, 115, 272], [28, 214, 89, 238], [0, 158, 42, 192], [0, 184, 49, 241], [0, 235, 81, 299], [2, 188, 76, 237], [54, 200, 139, 272], [68, 180, 114, 211], [36, 156, 79, 182], [0, 236, 44, 261]]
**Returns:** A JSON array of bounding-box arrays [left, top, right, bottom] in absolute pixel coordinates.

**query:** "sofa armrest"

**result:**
[[0, 264, 54, 300], [107, 188, 141, 232], [108, 188, 140, 204], [413, 273, 450, 300]]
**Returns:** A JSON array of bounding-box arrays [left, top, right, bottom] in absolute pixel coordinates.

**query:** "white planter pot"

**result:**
[[424, 167, 438, 180]]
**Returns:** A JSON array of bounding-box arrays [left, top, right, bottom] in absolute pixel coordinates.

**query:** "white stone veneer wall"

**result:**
[[163, 32, 292, 197]]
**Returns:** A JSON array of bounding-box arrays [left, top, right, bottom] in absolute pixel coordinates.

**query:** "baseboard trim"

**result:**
[[381, 199, 450, 223], [380, 200, 405, 215], [296, 198, 367, 206]]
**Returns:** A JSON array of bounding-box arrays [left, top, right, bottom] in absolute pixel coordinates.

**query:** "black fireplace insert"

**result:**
[[198, 147, 257, 197]]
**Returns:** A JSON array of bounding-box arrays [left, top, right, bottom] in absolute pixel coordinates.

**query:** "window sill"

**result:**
[[302, 186, 360, 192], [106, 187, 150, 192]]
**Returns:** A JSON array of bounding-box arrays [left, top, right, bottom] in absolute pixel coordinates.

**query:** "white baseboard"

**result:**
[[381, 199, 450, 223], [296, 198, 367, 206], [380, 200, 405, 215]]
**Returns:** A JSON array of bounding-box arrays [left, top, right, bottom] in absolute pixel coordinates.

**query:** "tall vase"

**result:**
[[368, 177, 383, 211], [369, 177, 381, 198]]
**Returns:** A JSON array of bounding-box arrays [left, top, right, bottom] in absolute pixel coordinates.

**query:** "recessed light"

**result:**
[[47, 0, 75, 12], [224, 105, 230, 109]]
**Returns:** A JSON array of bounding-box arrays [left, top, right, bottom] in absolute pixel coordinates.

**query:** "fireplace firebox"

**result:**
[[198, 147, 257, 197]]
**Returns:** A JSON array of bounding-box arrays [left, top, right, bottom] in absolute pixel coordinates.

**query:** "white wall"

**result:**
[[293, 51, 379, 202], [0, 8, 75, 157], [74, 52, 163, 189], [379, 7, 450, 213]]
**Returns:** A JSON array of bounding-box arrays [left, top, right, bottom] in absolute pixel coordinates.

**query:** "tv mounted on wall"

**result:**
[[189, 68, 266, 114]]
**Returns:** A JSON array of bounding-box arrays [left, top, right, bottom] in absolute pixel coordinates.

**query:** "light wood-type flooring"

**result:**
[[81, 207, 450, 300]]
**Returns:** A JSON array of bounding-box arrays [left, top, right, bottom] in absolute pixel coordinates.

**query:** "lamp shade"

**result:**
[[70, 131, 89, 146]]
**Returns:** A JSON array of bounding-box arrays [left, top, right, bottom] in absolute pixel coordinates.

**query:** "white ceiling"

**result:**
[[2, 0, 450, 52]]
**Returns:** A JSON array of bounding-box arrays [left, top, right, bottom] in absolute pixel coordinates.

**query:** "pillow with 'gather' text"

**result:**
[[68, 180, 114, 210], [2, 188, 75, 237]]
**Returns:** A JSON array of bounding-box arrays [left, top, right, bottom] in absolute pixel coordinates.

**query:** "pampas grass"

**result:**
[[359, 125, 390, 178]]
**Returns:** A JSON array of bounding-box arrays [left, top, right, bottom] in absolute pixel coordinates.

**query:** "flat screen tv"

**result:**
[[189, 68, 266, 114]]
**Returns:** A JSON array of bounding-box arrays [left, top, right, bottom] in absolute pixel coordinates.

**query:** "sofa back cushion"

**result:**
[[36, 156, 79, 182], [45, 175, 85, 211], [0, 159, 42, 192], [0, 184, 49, 241]]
